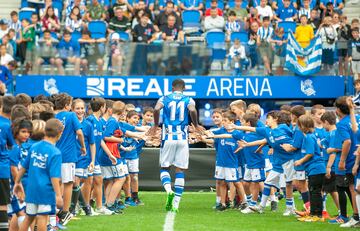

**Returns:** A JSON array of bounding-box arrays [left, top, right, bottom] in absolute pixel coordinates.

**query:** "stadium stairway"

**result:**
[[0, 0, 21, 20], [342, 0, 360, 22]]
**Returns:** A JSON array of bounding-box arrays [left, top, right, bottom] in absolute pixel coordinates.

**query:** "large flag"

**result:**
[[285, 32, 322, 76]]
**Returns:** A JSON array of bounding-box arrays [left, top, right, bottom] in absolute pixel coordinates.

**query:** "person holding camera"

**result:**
[[348, 27, 360, 80], [317, 16, 338, 73], [337, 15, 352, 77]]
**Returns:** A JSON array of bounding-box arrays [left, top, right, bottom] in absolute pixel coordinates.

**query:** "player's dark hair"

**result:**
[[1, 95, 16, 114], [212, 108, 223, 115], [334, 96, 350, 115], [243, 112, 258, 127], [39, 111, 55, 121], [290, 105, 306, 118], [278, 111, 291, 126], [54, 93, 72, 110], [266, 110, 280, 120], [321, 111, 337, 125], [229, 10, 236, 16], [33, 94, 48, 103], [311, 104, 325, 115], [10, 104, 31, 121], [172, 79, 185, 90], [15, 93, 32, 107], [10, 11, 18, 17], [127, 110, 139, 119], [280, 104, 291, 112], [12, 118, 33, 138], [45, 118, 64, 138], [90, 97, 106, 112], [143, 106, 154, 114], [298, 115, 314, 134], [223, 111, 237, 122], [105, 99, 114, 112], [354, 79, 360, 86]]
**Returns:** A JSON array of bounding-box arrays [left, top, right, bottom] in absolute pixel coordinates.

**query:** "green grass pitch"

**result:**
[[68, 192, 345, 231]]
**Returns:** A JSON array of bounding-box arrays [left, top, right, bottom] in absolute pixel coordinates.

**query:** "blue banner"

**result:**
[[15, 75, 344, 99]]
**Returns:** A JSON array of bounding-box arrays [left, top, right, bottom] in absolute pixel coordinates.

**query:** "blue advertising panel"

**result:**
[[15, 75, 344, 99]]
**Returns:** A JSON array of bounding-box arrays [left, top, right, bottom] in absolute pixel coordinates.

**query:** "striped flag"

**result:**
[[285, 32, 322, 76]]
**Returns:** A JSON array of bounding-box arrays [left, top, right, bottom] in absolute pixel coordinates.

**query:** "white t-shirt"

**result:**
[[256, 5, 274, 18], [0, 53, 14, 66]]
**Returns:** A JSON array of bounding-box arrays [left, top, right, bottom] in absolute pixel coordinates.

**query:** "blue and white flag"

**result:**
[[285, 32, 322, 76]]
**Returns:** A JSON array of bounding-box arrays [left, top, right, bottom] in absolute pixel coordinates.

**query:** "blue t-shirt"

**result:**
[[76, 119, 95, 169], [242, 132, 265, 169], [99, 117, 121, 166], [20, 139, 38, 187], [320, 0, 343, 7], [256, 124, 294, 173], [323, 129, 337, 173], [57, 39, 80, 58], [181, 0, 202, 8], [276, 5, 297, 20], [55, 111, 82, 163], [0, 115, 15, 179], [0, 65, 13, 86], [122, 137, 138, 160], [301, 133, 326, 176], [315, 127, 328, 156], [292, 126, 305, 171], [275, 0, 296, 8], [21, 140, 62, 205], [212, 127, 242, 168], [86, 114, 104, 165]]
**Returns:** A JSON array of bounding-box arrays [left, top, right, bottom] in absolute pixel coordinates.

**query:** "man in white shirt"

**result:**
[[256, 0, 274, 20], [0, 45, 14, 66], [204, 8, 225, 32], [0, 20, 9, 40]]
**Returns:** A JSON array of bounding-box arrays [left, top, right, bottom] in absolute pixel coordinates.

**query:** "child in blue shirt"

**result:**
[[274, 0, 298, 22], [295, 115, 326, 222], [14, 119, 64, 231]]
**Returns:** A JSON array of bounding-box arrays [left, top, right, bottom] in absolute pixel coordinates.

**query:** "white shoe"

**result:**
[[340, 217, 358, 228], [249, 205, 264, 214], [95, 207, 115, 215], [241, 207, 255, 214], [90, 207, 99, 216], [265, 199, 271, 207], [283, 208, 296, 216]]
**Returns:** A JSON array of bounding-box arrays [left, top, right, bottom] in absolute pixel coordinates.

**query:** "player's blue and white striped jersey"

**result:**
[[158, 91, 195, 141]]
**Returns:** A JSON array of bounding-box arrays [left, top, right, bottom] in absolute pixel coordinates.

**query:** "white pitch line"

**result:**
[[163, 212, 176, 231]]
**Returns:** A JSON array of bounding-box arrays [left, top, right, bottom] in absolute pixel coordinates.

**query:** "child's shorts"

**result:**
[[61, 163, 76, 183], [215, 166, 240, 182], [75, 168, 90, 179], [243, 168, 265, 182], [282, 160, 296, 183], [125, 158, 139, 174], [7, 196, 26, 216], [295, 170, 306, 181], [26, 203, 56, 216], [352, 60, 360, 75], [101, 163, 126, 180]]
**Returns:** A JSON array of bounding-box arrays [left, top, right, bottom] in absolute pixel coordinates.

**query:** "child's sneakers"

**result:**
[[241, 207, 254, 214], [283, 208, 296, 216], [340, 217, 359, 227], [215, 204, 227, 212], [249, 205, 264, 214], [328, 215, 349, 224], [125, 198, 137, 207], [270, 201, 278, 212]]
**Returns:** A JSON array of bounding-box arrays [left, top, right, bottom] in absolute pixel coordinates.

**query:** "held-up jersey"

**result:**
[[158, 91, 195, 141]]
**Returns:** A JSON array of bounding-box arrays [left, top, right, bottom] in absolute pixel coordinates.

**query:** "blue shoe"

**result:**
[[328, 215, 349, 224], [106, 204, 123, 214], [56, 223, 68, 230], [125, 198, 137, 207], [116, 200, 126, 210]]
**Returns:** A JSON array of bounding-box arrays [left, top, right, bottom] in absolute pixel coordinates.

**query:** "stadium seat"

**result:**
[[278, 21, 297, 34], [205, 31, 226, 48], [117, 31, 130, 41], [88, 21, 107, 39], [21, 0, 29, 8], [71, 31, 82, 43], [182, 10, 201, 28], [19, 8, 36, 21], [230, 31, 248, 43], [205, 0, 224, 9], [52, 1, 63, 20]]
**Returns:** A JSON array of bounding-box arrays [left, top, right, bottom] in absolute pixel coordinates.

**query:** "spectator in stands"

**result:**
[[134, 0, 154, 20], [299, 0, 317, 10], [41, 7, 61, 33], [204, 8, 225, 33], [227, 0, 248, 21], [85, 0, 107, 22], [320, 0, 344, 15], [274, 0, 298, 22], [332, 13, 341, 30], [40, 0, 60, 19], [8, 11, 21, 39], [352, 19, 360, 34], [19, 18, 36, 73], [65, 0, 86, 19], [317, 16, 338, 72], [65, 6, 83, 33], [248, 21, 259, 68], [225, 11, 246, 41], [109, 0, 134, 19], [108, 8, 132, 36], [273, 27, 287, 75], [159, 0, 179, 12], [250, 0, 261, 8], [132, 9, 152, 29], [133, 13, 156, 43], [33, 29, 59, 74], [180, 0, 204, 15], [55, 30, 81, 75], [154, 1, 181, 32], [0, 60, 17, 95], [30, 13, 42, 43], [205, 0, 223, 16], [79, 30, 106, 75], [298, 0, 311, 20], [256, 0, 273, 20], [0, 44, 13, 66], [322, 2, 335, 17], [271, 0, 297, 11], [161, 14, 184, 43], [309, 9, 321, 32], [248, 7, 261, 27], [337, 15, 351, 77], [228, 38, 248, 75], [134, 0, 155, 12], [0, 19, 9, 40], [257, 16, 274, 75], [348, 27, 360, 80], [7, 29, 16, 57], [295, 14, 314, 48], [0, 34, 14, 56], [109, 33, 125, 75]]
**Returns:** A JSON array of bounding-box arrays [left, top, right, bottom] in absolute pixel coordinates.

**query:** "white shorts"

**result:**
[[280, 173, 286, 188], [26, 203, 56, 216], [75, 168, 89, 179], [244, 168, 265, 182], [265, 158, 273, 173], [238, 166, 245, 180], [125, 159, 139, 174], [61, 163, 76, 183], [264, 170, 281, 189], [214, 166, 240, 182], [160, 140, 189, 169], [282, 160, 295, 183], [90, 165, 102, 177], [352, 60, 360, 76], [101, 163, 125, 180], [7, 196, 26, 216], [295, 170, 306, 181]]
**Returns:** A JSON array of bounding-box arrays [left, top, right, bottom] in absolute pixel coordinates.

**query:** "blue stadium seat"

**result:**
[[88, 21, 107, 39], [206, 31, 226, 48], [19, 8, 36, 21], [230, 31, 248, 43], [205, 0, 224, 9], [182, 10, 201, 28], [52, 1, 63, 20], [71, 31, 82, 43], [118, 31, 130, 41], [278, 21, 296, 34], [21, 0, 29, 8]]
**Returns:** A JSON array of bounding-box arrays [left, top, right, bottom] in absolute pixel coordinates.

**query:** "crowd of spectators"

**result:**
[[0, 0, 358, 77]]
